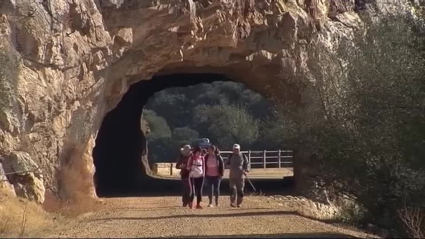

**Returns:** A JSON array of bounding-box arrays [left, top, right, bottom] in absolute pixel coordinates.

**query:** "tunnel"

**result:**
[[93, 73, 295, 197], [93, 74, 232, 197]]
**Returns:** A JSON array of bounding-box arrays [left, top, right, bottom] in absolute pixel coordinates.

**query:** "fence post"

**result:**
[[263, 150, 266, 168], [248, 150, 251, 168], [278, 150, 281, 168]]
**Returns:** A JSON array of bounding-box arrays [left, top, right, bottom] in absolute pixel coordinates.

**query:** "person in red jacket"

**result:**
[[204, 145, 224, 207], [176, 145, 192, 207]]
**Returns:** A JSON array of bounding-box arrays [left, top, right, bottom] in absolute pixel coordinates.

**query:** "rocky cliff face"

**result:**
[[0, 0, 416, 203]]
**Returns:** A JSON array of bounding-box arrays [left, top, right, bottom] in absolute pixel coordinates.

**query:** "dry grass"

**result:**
[[0, 189, 103, 238], [43, 191, 103, 218], [398, 206, 425, 238], [0, 138, 103, 236], [0, 189, 54, 237]]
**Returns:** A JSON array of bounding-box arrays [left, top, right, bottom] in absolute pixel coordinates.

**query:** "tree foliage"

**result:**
[[144, 81, 283, 162], [193, 103, 260, 148], [143, 110, 171, 141], [171, 127, 199, 150], [303, 14, 425, 236]]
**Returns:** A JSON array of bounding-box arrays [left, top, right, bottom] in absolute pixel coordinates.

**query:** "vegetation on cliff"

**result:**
[[299, 15, 425, 237]]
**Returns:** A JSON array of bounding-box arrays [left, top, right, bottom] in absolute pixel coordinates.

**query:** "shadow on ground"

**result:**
[[109, 207, 273, 212], [89, 210, 309, 221], [150, 232, 359, 238], [98, 177, 295, 198]]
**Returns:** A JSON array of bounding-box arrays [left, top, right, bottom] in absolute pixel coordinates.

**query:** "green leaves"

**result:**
[[193, 103, 260, 148], [144, 81, 275, 161], [304, 14, 425, 236], [143, 110, 171, 141]]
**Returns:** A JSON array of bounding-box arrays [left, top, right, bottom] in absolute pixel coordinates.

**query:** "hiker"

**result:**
[[187, 147, 205, 209], [225, 144, 250, 208], [176, 145, 192, 207], [204, 145, 224, 207]]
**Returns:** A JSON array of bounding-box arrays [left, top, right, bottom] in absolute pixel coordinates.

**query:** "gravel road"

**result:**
[[51, 196, 375, 238]]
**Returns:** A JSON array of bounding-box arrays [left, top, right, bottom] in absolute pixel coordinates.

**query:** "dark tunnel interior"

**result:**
[[93, 74, 232, 197]]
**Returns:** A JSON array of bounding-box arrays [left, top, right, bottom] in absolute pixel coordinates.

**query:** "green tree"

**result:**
[[257, 112, 298, 150], [170, 127, 199, 156], [193, 103, 260, 149], [147, 91, 191, 128], [143, 110, 171, 141], [303, 14, 425, 236], [143, 110, 172, 162]]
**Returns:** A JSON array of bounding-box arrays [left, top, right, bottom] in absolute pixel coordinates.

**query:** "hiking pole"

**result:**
[[245, 173, 256, 192]]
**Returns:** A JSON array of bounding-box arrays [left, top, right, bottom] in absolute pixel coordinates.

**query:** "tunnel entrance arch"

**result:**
[[94, 73, 242, 196], [92, 69, 305, 197]]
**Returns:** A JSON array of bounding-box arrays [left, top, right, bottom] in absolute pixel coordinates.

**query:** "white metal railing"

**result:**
[[219, 150, 293, 169]]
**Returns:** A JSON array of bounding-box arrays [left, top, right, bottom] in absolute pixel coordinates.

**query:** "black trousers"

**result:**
[[189, 177, 204, 205], [181, 177, 191, 205]]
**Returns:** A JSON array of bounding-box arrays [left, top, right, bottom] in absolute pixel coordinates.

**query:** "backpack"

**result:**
[[226, 153, 248, 164]]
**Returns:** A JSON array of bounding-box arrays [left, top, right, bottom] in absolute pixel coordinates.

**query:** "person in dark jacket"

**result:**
[[204, 145, 224, 207], [176, 145, 192, 207]]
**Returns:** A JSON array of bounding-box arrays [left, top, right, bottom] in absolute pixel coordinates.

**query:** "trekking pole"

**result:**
[[245, 173, 256, 192]]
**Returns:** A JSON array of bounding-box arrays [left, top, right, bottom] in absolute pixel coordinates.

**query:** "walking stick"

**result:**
[[245, 173, 256, 192]]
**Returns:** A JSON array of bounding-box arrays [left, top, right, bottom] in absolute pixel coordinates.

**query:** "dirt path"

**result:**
[[50, 196, 374, 238]]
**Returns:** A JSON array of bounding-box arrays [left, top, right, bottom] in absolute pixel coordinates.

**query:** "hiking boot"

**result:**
[[207, 204, 214, 208], [230, 203, 236, 207], [237, 204, 242, 208], [196, 204, 203, 209], [188, 202, 193, 209]]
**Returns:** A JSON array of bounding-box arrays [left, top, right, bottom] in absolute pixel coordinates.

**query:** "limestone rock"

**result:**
[[12, 172, 45, 203], [0, 162, 15, 195], [0, 152, 44, 203], [0, 0, 16, 14], [99, 0, 125, 9], [0, 0, 419, 202]]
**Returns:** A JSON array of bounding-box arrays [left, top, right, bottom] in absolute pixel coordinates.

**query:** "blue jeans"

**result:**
[[205, 176, 221, 204]]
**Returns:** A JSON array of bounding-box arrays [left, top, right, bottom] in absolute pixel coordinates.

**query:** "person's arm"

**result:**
[[187, 156, 193, 171], [243, 154, 250, 173], [218, 155, 224, 177], [203, 156, 206, 177], [224, 154, 232, 169], [176, 155, 183, 169]]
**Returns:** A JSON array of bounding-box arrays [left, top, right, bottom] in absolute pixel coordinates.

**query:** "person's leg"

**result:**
[[236, 178, 245, 207], [229, 178, 237, 206], [181, 178, 185, 205], [182, 178, 190, 206], [189, 177, 195, 208], [205, 176, 213, 205], [195, 177, 204, 207], [214, 176, 221, 206]]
